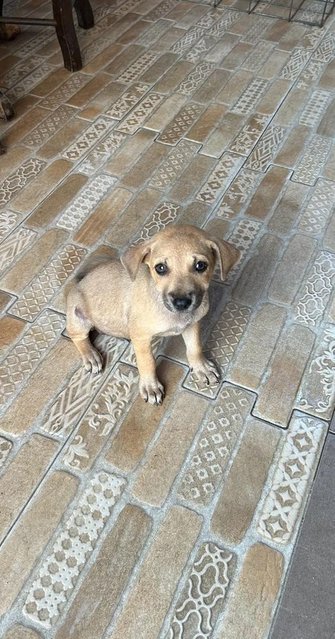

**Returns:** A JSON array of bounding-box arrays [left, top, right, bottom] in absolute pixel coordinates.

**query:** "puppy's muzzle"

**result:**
[[165, 291, 201, 313]]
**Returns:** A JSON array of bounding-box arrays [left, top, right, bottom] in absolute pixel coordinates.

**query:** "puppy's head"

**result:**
[[121, 225, 240, 314]]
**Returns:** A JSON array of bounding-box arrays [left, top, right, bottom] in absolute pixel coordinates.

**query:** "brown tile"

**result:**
[[105, 44, 145, 76], [55, 505, 151, 639], [246, 166, 289, 219], [1, 228, 68, 294], [11, 159, 72, 214], [323, 144, 335, 181], [0, 434, 58, 542], [74, 187, 133, 246], [324, 212, 335, 253], [233, 234, 283, 306], [269, 234, 316, 305], [0, 316, 26, 354], [168, 153, 216, 202], [121, 143, 170, 189], [145, 93, 187, 131], [38, 118, 88, 160], [0, 291, 13, 314], [154, 59, 194, 93], [257, 78, 290, 114], [222, 42, 254, 70], [212, 418, 281, 544], [228, 304, 287, 391], [152, 25, 189, 51], [107, 506, 202, 639], [132, 392, 208, 506], [67, 72, 113, 108], [275, 124, 311, 167], [318, 59, 335, 91], [158, 102, 204, 145], [0, 470, 78, 616], [30, 67, 70, 97], [268, 180, 309, 235], [254, 324, 315, 427], [140, 51, 179, 83], [3, 625, 42, 639], [82, 43, 124, 75], [178, 200, 210, 226], [259, 50, 290, 79], [274, 87, 309, 126], [116, 19, 150, 44], [0, 146, 30, 182], [216, 69, 249, 106], [186, 103, 227, 143], [1, 339, 78, 436], [106, 128, 156, 176], [105, 187, 161, 247], [216, 543, 284, 639], [201, 112, 244, 157], [3, 106, 50, 146], [317, 97, 335, 137], [105, 360, 184, 471], [79, 79, 126, 120], [27, 173, 88, 228]]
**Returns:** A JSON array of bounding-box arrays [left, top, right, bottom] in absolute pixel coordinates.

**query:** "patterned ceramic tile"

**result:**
[[178, 384, 254, 506], [312, 32, 335, 63], [184, 36, 218, 64], [158, 102, 204, 145], [231, 78, 269, 115], [225, 219, 263, 284], [298, 179, 335, 234], [0, 437, 12, 469], [294, 251, 335, 328], [292, 134, 331, 185], [9, 244, 87, 322], [22, 106, 76, 148], [24, 472, 126, 628], [0, 158, 46, 207], [41, 74, 90, 110], [196, 152, 243, 203], [183, 302, 251, 397], [41, 336, 127, 438], [229, 113, 269, 156], [57, 174, 116, 231], [62, 117, 115, 162], [207, 10, 240, 37], [296, 58, 325, 90], [242, 17, 273, 44], [279, 47, 311, 82], [216, 169, 262, 220], [246, 124, 286, 171], [166, 543, 235, 638], [117, 51, 159, 83], [105, 83, 150, 119], [1, 56, 45, 89], [7, 63, 55, 101], [299, 90, 331, 127], [0, 228, 36, 274], [116, 92, 164, 134], [62, 364, 138, 471], [296, 324, 335, 420], [177, 62, 216, 96], [0, 310, 64, 410], [171, 27, 206, 56], [242, 41, 274, 72], [76, 131, 127, 175], [0, 211, 20, 243], [149, 140, 199, 189], [133, 202, 182, 243], [136, 19, 172, 45], [257, 414, 327, 544], [145, 0, 177, 20]]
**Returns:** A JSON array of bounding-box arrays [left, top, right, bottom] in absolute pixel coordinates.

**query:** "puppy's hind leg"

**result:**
[[66, 290, 103, 374]]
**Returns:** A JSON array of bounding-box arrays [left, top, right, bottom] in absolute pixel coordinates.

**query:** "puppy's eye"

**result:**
[[195, 260, 208, 273], [155, 263, 168, 275]]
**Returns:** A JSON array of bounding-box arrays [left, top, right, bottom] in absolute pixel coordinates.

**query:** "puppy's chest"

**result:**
[[157, 316, 194, 337]]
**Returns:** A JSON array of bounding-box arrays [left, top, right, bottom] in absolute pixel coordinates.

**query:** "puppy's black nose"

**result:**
[[171, 295, 193, 311]]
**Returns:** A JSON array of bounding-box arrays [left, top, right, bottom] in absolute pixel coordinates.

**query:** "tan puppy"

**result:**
[[66, 224, 240, 405]]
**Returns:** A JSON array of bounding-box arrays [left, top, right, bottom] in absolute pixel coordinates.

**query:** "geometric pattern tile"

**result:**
[[0, 210, 20, 242], [207, 10, 240, 37], [62, 117, 115, 162], [22, 106, 77, 148], [246, 125, 286, 171], [116, 92, 164, 134], [105, 83, 150, 119], [76, 131, 126, 175], [166, 542, 235, 638], [178, 384, 255, 506], [292, 134, 332, 185], [231, 78, 269, 116], [57, 174, 116, 231], [9, 244, 87, 321], [0, 158, 46, 207], [7, 63, 54, 101], [257, 413, 327, 544], [185, 36, 218, 64], [280, 47, 311, 82], [196, 152, 243, 203], [158, 102, 204, 145], [216, 169, 261, 219], [298, 178, 335, 234], [229, 113, 269, 156], [0, 227, 37, 273], [242, 41, 274, 72], [225, 219, 263, 284], [296, 324, 335, 420], [299, 89, 331, 128], [177, 61, 216, 96], [41, 74, 90, 110], [149, 140, 198, 189], [117, 51, 159, 83], [23, 472, 126, 628], [294, 251, 335, 328], [0, 309, 64, 410], [0, 437, 12, 469], [171, 27, 206, 56], [133, 201, 181, 243], [2, 56, 45, 89]]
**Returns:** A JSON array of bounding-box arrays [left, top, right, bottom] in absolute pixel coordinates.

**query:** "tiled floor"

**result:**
[[0, 0, 334, 638]]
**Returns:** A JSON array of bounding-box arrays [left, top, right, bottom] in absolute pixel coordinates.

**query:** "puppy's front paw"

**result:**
[[82, 348, 103, 375], [191, 357, 220, 386], [139, 377, 165, 405]]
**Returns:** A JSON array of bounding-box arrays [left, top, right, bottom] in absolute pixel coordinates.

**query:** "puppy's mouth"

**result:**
[[163, 291, 203, 314]]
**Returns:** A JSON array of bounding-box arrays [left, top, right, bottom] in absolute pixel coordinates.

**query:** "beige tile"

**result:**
[[186, 103, 227, 143], [257, 78, 290, 114], [269, 234, 316, 305], [216, 69, 249, 106], [38, 118, 88, 160], [0, 146, 30, 182], [27, 173, 88, 228], [1, 339, 78, 436], [74, 187, 133, 246], [140, 51, 179, 83], [317, 97, 335, 137], [201, 112, 244, 157], [67, 72, 113, 108], [246, 166, 289, 218], [0, 470, 78, 616], [0, 291, 13, 314], [217, 543, 284, 639], [132, 392, 208, 506], [324, 212, 335, 252], [55, 505, 151, 639], [222, 42, 254, 70], [3, 106, 51, 146], [0, 434, 58, 542], [268, 180, 309, 235], [233, 234, 283, 306], [108, 506, 202, 639], [259, 50, 290, 79], [212, 418, 281, 544], [106, 187, 162, 248], [323, 144, 335, 181], [79, 79, 126, 120], [30, 67, 70, 97], [254, 324, 315, 427], [104, 44, 145, 76], [105, 360, 184, 471], [275, 124, 311, 167], [228, 304, 287, 391], [318, 59, 335, 91], [154, 59, 194, 93], [116, 19, 151, 44], [0, 315, 26, 354], [3, 626, 42, 639], [106, 128, 156, 176], [11, 159, 72, 214], [168, 153, 216, 202], [83, 43, 124, 75], [121, 142, 170, 187], [274, 87, 309, 126], [145, 93, 187, 131]]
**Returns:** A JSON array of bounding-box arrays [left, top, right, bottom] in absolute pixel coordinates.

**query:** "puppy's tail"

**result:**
[[65, 251, 116, 298]]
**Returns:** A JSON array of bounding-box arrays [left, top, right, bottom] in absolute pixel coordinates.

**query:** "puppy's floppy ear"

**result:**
[[207, 238, 240, 280], [121, 240, 152, 280]]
